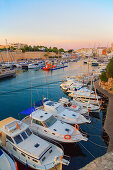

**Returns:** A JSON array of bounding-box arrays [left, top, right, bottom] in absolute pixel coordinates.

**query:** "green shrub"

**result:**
[[99, 71, 108, 82], [106, 58, 113, 78]]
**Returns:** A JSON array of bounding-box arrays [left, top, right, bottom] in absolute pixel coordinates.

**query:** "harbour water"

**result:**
[[0, 60, 108, 170]]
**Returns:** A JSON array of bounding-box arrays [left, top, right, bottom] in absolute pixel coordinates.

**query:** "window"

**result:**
[[21, 132, 28, 140], [46, 101, 54, 106], [14, 135, 23, 144], [42, 157, 46, 162], [6, 135, 14, 144], [32, 119, 43, 126], [26, 128, 32, 136], [21, 153, 25, 157], [56, 105, 64, 113], [32, 159, 38, 163], [34, 143, 39, 148], [13, 147, 17, 151], [49, 150, 52, 153], [44, 116, 57, 127]]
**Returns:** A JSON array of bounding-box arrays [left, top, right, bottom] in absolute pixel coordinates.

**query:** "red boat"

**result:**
[[43, 64, 55, 70]]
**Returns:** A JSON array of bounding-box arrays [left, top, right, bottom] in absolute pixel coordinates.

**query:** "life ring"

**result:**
[[64, 135, 71, 140], [75, 124, 79, 131], [72, 105, 77, 108]]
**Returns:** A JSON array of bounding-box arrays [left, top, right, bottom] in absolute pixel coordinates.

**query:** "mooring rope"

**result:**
[[78, 142, 96, 159]]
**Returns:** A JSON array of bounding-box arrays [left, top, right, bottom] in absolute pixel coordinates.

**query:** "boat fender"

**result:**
[[64, 135, 71, 140], [88, 109, 90, 112], [75, 124, 79, 131], [0, 132, 2, 137], [15, 161, 18, 170], [60, 156, 63, 160], [99, 106, 103, 109]]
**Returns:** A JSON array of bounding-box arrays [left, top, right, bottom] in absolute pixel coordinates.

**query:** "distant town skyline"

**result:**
[[0, 0, 113, 49]]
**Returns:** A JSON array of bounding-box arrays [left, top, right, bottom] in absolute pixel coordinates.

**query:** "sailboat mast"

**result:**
[[6, 39, 9, 65]]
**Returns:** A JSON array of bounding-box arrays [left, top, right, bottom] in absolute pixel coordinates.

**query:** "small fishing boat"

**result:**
[[22, 109, 88, 143], [68, 87, 101, 101], [60, 79, 84, 92], [43, 100, 90, 124], [0, 148, 17, 170], [0, 117, 69, 169], [0, 69, 16, 80], [43, 64, 55, 71], [59, 97, 100, 114]]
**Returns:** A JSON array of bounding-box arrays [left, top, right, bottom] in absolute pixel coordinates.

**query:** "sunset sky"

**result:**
[[0, 0, 113, 49]]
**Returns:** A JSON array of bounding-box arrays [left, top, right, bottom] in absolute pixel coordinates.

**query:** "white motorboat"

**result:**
[[0, 117, 69, 169], [0, 148, 16, 170], [28, 63, 41, 69], [68, 87, 101, 101], [73, 97, 100, 106], [22, 109, 88, 143], [60, 79, 84, 92], [59, 97, 100, 113], [43, 100, 90, 124]]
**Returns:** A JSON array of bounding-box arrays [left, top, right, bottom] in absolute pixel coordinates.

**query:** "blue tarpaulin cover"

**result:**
[[20, 99, 48, 115], [20, 106, 35, 115]]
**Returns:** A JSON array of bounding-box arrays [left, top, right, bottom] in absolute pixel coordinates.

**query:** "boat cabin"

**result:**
[[31, 109, 57, 128], [0, 117, 64, 169]]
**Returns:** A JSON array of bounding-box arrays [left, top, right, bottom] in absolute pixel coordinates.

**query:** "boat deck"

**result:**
[[22, 116, 31, 125]]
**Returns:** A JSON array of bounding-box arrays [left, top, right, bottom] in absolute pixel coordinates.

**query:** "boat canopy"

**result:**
[[20, 106, 36, 115], [0, 117, 16, 129]]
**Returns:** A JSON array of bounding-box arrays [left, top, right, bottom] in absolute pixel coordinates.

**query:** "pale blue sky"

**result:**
[[0, 0, 113, 49]]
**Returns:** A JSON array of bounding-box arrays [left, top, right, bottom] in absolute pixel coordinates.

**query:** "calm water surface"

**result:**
[[0, 60, 107, 170]]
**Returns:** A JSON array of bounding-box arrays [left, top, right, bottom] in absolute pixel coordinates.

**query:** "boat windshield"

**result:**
[[56, 105, 64, 113], [21, 131, 28, 140], [14, 134, 23, 144], [26, 128, 32, 136], [44, 116, 57, 127]]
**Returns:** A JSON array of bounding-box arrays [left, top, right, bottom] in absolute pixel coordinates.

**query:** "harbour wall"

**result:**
[[0, 51, 57, 62], [96, 80, 113, 152], [81, 80, 113, 170], [81, 152, 113, 170]]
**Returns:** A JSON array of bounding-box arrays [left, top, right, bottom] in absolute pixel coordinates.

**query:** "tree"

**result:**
[[52, 47, 58, 54], [48, 47, 52, 52], [59, 48, 65, 53], [106, 58, 113, 78], [44, 54, 48, 59], [99, 71, 108, 82], [10, 46, 16, 50], [68, 49, 74, 53]]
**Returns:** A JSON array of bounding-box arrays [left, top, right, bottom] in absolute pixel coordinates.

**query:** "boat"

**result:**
[[68, 86, 101, 101], [0, 117, 69, 169], [59, 97, 100, 114], [0, 69, 16, 80], [22, 109, 88, 143], [60, 79, 85, 92], [43, 64, 55, 71], [0, 148, 17, 170], [28, 63, 41, 70], [43, 100, 90, 124]]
